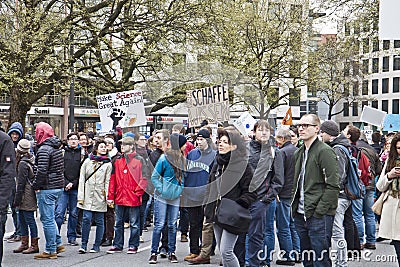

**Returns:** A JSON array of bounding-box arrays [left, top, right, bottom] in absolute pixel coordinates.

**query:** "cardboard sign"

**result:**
[[96, 90, 146, 134], [187, 84, 230, 126], [360, 106, 386, 127], [383, 114, 400, 131], [379, 0, 400, 39], [233, 112, 257, 136]]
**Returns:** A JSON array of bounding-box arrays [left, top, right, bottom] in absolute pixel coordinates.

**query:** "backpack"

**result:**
[[334, 145, 365, 200], [356, 148, 374, 186]]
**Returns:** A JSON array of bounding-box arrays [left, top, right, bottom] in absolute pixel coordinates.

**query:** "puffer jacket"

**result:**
[[14, 154, 37, 211], [33, 136, 64, 190], [78, 158, 112, 212]]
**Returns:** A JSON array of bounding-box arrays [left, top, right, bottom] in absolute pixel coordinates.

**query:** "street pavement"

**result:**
[[2, 214, 398, 267]]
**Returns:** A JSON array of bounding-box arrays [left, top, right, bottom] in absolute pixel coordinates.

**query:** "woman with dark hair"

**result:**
[[77, 139, 112, 254], [148, 134, 186, 264], [204, 127, 257, 267], [376, 134, 400, 265]]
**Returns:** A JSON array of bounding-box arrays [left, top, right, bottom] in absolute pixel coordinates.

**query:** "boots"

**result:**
[[13, 236, 29, 253], [23, 237, 40, 254]]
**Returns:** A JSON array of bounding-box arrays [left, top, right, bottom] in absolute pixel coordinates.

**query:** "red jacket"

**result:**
[[108, 152, 148, 207]]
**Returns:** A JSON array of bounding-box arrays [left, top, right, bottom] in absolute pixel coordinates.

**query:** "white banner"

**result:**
[[233, 112, 256, 136], [360, 106, 387, 127], [187, 84, 230, 126], [379, 0, 400, 39], [96, 90, 146, 134]]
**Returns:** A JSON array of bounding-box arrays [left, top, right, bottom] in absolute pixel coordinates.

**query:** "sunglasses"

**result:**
[[298, 124, 317, 129]]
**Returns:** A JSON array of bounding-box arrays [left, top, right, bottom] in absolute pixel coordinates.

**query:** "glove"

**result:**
[[236, 198, 249, 209]]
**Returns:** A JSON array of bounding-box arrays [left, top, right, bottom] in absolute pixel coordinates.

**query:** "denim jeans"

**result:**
[[214, 223, 240, 267], [81, 210, 105, 251], [262, 199, 276, 266], [294, 213, 334, 267], [36, 189, 63, 253], [246, 200, 268, 267], [150, 195, 180, 254], [18, 210, 38, 238], [139, 198, 148, 236], [332, 198, 351, 267], [9, 189, 20, 237], [55, 189, 78, 241], [352, 189, 375, 244], [276, 198, 300, 261], [0, 214, 7, 266], [114, 205, 140, 249]]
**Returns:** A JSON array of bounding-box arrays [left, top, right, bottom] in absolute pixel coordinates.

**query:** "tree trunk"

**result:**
[[8, 89, 31, 130]]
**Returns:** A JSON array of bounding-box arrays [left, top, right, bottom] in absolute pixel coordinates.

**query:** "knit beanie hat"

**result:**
[[170, 134, 186, 150], [17, 139, 31, 154], [197, 129, 211, 139], [320, 120, 340, 137]]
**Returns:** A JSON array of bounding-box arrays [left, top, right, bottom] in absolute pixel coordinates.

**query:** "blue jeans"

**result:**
[[81, 210, 105, 251], [150, 195, 180, 254], [352, 189, 375, 244], [55, 189, 78, 241], [214, 223, 240, 267], [114, 205, 140, 249], [276, 198, 300, 261], [247, 200, 268, 267], [294, 213, 334, 267], [36, 189, 63, 253], [262, 200, 276, 266], [18, 210, 38, 238]]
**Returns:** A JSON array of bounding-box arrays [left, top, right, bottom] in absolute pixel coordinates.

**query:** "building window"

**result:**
[[394, 56, 400, 71], [395, 40, 400, 48], [289, 88, 300, 106], [345, 23, 350, 36], [372, 58, 379, 73], [382, 78, 389, 93], [372, 100, 378, 109], [383, 56, 389, 72], [352, 102, 358, 116], [362, 101, 368, 110], [372, 38, 379, 52], [394, 77, 400, 93], [382, 100, 388, 112], [393, 99, 399, 114], [372, 79, 378, 94], [362, 80, 368, 95], [362, 59, 369, 74], [353, 82, 359, 96], [383, 40, 390, 50], [343, 102, 349, 117], [363, 38, 369, 53]]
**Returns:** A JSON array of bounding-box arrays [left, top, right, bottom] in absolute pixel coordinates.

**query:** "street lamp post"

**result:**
[[68, 3, 75, 133]]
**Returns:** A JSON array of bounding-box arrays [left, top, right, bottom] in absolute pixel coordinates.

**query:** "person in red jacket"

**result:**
[[106, 137, 148, 254]]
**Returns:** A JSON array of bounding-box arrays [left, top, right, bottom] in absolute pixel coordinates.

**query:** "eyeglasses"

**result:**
[[298, 124, 317, 129], [68, 138, 78, 141]]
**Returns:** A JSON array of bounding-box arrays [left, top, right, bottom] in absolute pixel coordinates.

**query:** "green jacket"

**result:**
[[291, 137, 339, 219]]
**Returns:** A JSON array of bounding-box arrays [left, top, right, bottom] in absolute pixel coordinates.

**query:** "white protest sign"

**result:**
[[360, 106, 387, 127], [233, 112, 256, 136], [379, 0, 400, 39], [187, 84, 230, 126], [96, 90, 146, 134]]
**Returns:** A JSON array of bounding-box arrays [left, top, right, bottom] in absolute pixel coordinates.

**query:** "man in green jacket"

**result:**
[[291, 114, 339, 267]]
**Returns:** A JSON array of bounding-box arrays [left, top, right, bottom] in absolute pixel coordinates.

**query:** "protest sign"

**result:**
[[360, 106, 386, 127], [96, 90, 146, 134], [379, 0, 400, 39], [233, 112, 256, 136], [383, 114, 400, 131], [187, 84, 230, 126]]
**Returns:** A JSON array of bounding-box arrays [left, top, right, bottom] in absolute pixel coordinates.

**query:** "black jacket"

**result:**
[[33, 137, 64, 190], [0, 131, 16, 215], [278, 141, 297, 199], [149, 148, 163, 167], [63, 145, 83, 190]]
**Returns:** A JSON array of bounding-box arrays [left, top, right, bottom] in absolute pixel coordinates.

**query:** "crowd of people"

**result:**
[[0, 114, 398, 267]]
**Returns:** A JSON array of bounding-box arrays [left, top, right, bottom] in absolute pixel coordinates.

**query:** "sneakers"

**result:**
[[149, 253, 157, 264], [184, 253, 199, 261], [140, 236, 144, 243], [34, 251, 58, 259], [7, 235, 21, 243], [90, 248, 100, 253], [4, 233, 15, 241], [107, 246, 123, 254], [68, 240, 79, 246], [127, 247, 138, 254], [364, 243, 376, 250], [56, 245, 66, 253], [78, 248, 86, 254], [169, 253, 178, 263], [180, 234, 188, 242], [159, 248, 167, 258], [101, 239, 112, 247]]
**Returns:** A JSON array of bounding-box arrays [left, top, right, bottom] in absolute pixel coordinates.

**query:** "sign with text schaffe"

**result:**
[[187, 84, 230, 126], [96, 90, 146, 134]]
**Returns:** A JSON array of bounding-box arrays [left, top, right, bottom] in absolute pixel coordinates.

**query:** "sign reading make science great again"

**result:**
[[96, 90, 146, 134], [187, 84, 230, 126]]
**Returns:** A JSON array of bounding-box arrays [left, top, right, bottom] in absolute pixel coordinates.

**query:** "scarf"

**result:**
[[89, 153, 111, 163]]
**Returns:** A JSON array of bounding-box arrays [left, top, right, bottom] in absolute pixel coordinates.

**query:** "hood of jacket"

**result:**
[[7, 122, 24, 142], [35, 122, 54, 145], [330, 133, 350, 148]]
